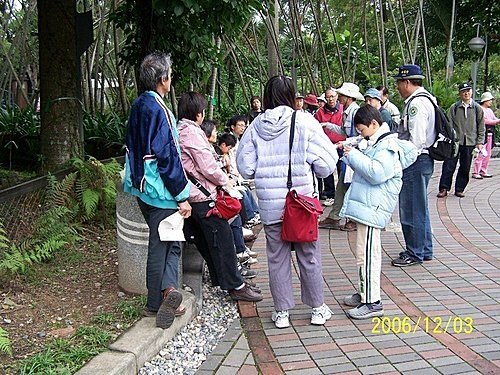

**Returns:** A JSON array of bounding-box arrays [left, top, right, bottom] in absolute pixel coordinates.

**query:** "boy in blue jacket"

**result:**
[[340, 105, 417, 319]]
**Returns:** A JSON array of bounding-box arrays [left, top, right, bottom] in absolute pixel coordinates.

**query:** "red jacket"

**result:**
[[315, 102, 345, 143]]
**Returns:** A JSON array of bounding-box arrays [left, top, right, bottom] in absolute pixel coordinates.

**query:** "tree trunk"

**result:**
[[378, 0, 388, 87], [38, 0, 83, 172], [445, 0, 456, 82], [207, 37, 221, 120], [227, 59, 235, 103], [266, 0, 280, 78], [135, 0, 153, 93]]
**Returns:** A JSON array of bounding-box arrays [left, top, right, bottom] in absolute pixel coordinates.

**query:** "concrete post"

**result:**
[[116, 188, 183, 294]]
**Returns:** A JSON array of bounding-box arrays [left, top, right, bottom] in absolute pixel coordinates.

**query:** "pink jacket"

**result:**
[[482, 107, 500, 126], [178, 118, 229, 202]]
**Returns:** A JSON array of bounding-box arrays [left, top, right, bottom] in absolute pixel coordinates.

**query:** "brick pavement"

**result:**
[[200, 159, 500, 375]]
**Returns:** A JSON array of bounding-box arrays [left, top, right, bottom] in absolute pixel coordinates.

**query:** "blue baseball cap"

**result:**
[[393, 64, 425, 80], [364, 88, 382, 101]]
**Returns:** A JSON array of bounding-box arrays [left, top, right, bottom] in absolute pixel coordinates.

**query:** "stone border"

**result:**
[[75, 290, 197, 375]]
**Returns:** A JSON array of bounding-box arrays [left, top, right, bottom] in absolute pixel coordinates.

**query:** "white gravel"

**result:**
[[139, 275, 239, 375]]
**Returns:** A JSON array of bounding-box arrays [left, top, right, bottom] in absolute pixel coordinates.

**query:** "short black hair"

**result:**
[[354, 105, 383, 127], [200, 119, 217, 138], [409, 79, 423, 87], [376, 85, 388, 96], [228, 114, 248, 128], [178, 91, 207, 121], [263, 75, 296, 110], [250, 96, 261, 104], [217, 132, 237, 147]]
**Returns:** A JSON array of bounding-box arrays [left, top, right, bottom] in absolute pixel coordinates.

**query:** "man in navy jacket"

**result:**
[[124, 52, 191, 329]]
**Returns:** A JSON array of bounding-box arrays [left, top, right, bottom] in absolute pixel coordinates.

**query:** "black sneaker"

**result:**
[[392, 253, 422, 267], [399, 251, 432, 262]]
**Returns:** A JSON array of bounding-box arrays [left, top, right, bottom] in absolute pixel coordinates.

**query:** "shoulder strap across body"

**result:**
[[286, 111, 317, 195]]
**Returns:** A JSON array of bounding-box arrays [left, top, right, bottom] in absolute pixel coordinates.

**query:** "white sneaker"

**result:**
[[236, 252, 250, 264], [311, 303, 333, 325], [245, 256, 258, 265], [244, 246, 258, 258], [242, 227, 253, 237], [322, 198, 335, 207], [271, 310, 290, 329]]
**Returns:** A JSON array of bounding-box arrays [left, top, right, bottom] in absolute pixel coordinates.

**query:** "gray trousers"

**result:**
[[137, 199, 181, 312], [330, 170, 347, 221], [264, 223, 325, 311]]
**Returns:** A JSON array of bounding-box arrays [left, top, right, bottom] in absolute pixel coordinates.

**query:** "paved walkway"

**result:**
[[197, 159, 500, 375]]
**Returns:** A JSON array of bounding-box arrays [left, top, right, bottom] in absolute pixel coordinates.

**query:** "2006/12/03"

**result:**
[[372, 316, 474, 334]]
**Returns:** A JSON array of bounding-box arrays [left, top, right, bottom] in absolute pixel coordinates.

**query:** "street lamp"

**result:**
[[467, 23, 487, 100]]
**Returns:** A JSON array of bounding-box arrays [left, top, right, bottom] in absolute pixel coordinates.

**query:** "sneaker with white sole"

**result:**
[[347, 301, 384, 319], [239, 264, 257, 279], [245, 256, 258, 265], [244, 246, 258, 258], [236, 252, 250, 264], [322, 198, 335, 207], [271, 310, 290, 329], [343, 292, 361, 307], [311, 303, 333, 325]]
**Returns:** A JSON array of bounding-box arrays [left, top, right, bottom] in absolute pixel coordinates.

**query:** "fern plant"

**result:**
[[0, 157, 120, 275], [0, 208, 79, 275], [71, 157, 121, 222], [0, 327, 12, 356]]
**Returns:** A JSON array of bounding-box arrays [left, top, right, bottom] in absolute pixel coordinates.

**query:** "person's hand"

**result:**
[[336, 141, 344, 149], [476, 143, 483, 150], [225, 178, 235, 189], [343, 145, 352, 156], [320, 122, 328, 127], [178, 201, 192, 218]]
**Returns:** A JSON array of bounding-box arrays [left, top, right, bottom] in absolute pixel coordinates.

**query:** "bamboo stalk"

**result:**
[[362, 0, 372, 77], [373, 0, 384, 83], [378, 0, 388, 86], [322, 0, 345, 81], [226, 36, 266, 89], [112, 0, 128, 114], [228, 47, 250, 106], [307, 0, 332, 86], [387, 0, 406, 63], [418, 0, 432, 86], [281, 0, 317, 93], [398, 0, 413, 62], [207, 36, 221, 121], [412, 14, 421, 65]]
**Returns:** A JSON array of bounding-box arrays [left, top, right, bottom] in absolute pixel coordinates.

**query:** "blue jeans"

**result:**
[[230, 215, 246, 253], [241, 187, 258, 220], [399, 154, 434, 262]]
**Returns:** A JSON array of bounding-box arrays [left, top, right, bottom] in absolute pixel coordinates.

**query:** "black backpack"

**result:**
[[407, 93, 458, 161]]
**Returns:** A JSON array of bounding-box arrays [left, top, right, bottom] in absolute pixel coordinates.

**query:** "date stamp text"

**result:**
[[371, 316, 474, 334]]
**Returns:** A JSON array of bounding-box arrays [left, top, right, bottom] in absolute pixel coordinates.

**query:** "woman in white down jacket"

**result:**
[[236, 76, 339, 329]]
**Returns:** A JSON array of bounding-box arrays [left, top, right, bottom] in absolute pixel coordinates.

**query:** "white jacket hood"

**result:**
[[251, 106, 294, 141]]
